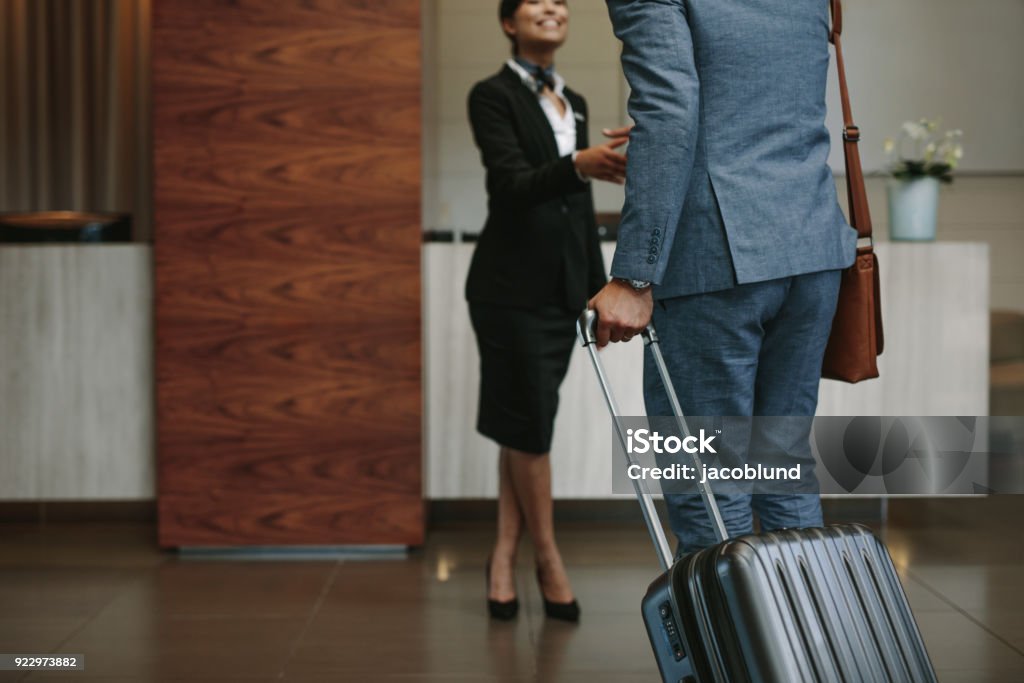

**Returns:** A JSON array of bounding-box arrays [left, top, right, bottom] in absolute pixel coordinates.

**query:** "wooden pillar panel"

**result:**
[[153, 0, 422, 546]]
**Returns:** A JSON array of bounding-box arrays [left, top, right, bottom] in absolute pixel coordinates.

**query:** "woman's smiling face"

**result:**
[[503, 0, 569, 52]]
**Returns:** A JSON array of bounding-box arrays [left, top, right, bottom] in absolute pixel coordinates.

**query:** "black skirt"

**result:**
[[469, 303, 578, 454]]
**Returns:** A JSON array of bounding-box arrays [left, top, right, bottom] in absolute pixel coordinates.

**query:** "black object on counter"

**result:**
[[422, 229, 480, 243], [0, 211, 132, 243], [423, 229, 455, 243]]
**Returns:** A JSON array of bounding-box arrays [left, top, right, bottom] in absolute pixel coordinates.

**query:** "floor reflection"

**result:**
[[0, 497, 1021, 681]]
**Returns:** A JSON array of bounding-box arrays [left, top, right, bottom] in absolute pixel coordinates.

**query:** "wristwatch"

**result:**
[[617, 278, 651, 291]]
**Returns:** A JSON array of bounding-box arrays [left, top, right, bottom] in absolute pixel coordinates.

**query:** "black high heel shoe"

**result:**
[[536, 567, 580, 623], [486, 561, 519, 621]]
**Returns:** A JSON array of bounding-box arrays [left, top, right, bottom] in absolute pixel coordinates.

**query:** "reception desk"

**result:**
[[425, 242, 990, 499], [0, 246, 154, 500], [0, 242, 990, 502]]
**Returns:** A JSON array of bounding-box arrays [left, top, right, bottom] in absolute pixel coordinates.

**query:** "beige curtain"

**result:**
[[0, 0, 151, 240]]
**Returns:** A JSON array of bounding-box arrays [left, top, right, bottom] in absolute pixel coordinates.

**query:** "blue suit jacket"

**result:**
[[607, 0, 857, 298]]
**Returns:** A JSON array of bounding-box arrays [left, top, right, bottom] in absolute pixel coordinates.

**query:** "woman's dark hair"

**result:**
[[498, 0, 524, 53]]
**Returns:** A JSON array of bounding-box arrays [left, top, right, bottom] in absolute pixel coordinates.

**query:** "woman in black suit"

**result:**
[[466, 0, 630, 622]]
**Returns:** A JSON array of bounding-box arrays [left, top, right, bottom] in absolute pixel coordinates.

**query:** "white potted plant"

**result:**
[[884, 119, 963, 241]]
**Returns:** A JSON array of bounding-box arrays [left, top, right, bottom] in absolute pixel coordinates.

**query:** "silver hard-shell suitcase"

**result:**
[[577, 310, 937, 683]]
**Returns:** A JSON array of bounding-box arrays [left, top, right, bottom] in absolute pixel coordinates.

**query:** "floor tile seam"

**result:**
[[276, 560, 342, 680], [38, 566, 164, 674], [162, 612, 318, 620], [904, 567, 1024, 660]]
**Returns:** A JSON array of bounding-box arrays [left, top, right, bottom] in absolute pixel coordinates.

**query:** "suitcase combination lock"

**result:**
[[659, 601, 685, 661]]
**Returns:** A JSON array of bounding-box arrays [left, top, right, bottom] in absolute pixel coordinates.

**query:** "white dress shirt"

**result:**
[[506, 59, 588, 179]]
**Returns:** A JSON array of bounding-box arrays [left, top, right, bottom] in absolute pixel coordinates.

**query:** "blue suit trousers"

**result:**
[[643, 270, 842, 556]]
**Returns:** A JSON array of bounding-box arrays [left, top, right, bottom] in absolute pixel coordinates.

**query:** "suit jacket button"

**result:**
[[561, 205, 569, 214], [647, 256, 656, 264]]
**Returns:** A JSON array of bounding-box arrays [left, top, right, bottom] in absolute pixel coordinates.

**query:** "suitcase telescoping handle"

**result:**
[[577, 309, 728, 570]]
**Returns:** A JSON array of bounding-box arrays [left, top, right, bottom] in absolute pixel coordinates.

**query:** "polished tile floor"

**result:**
[[1, 498, 1023, 682]]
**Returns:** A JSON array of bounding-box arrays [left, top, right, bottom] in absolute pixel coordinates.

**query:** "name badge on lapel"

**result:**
[[574, 112, 586, 124]]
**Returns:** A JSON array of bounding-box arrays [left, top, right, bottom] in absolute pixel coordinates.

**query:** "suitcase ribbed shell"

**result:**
[[673, 524, 937, 683]]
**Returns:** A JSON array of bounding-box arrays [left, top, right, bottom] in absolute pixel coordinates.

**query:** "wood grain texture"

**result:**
[[153, 0, 422, 546], [158, 492, 421, 547]]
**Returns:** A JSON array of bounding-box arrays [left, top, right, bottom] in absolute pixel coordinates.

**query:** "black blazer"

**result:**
[[464, 65, 607, 311]]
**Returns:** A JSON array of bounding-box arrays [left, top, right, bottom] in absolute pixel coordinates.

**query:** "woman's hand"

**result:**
[[574, 137, 628, 184], [601, 125, 634, 140]]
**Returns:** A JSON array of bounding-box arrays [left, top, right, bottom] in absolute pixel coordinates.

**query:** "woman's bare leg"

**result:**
[[489, 447, 523, 601], [505, 448, 575, 603]]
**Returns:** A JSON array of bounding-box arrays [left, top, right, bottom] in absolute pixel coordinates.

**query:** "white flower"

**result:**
[[939, 142, 963, 168], [924, 142, 937, 163], [902, 120, 929, 141], [889, 118, 965, 179]]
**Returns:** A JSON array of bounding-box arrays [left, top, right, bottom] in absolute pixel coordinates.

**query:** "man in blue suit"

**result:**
[[589, 0, 857, 554]]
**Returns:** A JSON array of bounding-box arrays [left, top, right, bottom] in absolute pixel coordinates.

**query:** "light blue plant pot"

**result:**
[[887, 177, 940, 241]]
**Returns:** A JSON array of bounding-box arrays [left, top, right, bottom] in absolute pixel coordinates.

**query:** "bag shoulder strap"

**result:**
[[830, 0, 873, 240]]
